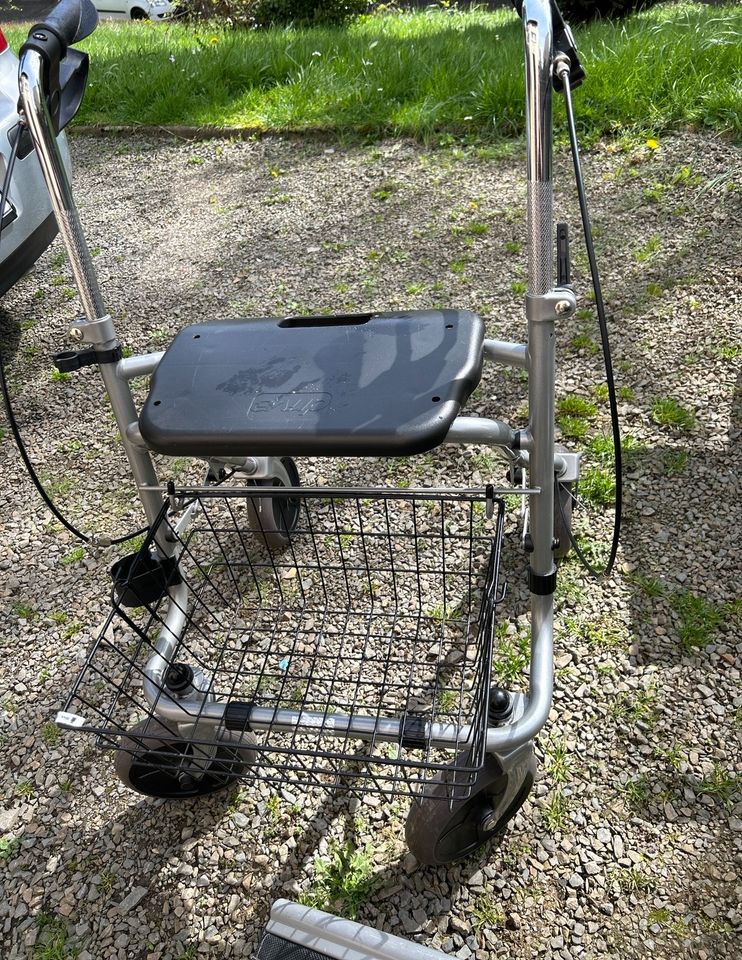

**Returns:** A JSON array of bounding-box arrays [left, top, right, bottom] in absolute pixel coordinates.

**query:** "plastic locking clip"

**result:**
[[54, 345, 122, 373]]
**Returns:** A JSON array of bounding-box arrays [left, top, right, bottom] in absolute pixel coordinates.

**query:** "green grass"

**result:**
[[6, 4, 740, 139], [670, 590, 723, 651], [651, 397, 696, 431], [542, 789, 570, 833], [579, 466, 616, 507], [33, 914, 77, 960], [587, 432, 646, 465], [695, 763, 740, 806], [41, 721, 61, 747]]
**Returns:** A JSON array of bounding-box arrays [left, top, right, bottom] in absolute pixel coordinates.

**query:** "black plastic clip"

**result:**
[[224, 701, 255, 733], [401, 714, 428, 749], [485, 483, 495, 519], [528, 566, 557, 596], [54, 345, 122, 373]]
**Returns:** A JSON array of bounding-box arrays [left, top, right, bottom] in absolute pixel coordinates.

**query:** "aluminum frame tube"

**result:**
[[265, 899, 449, 960], [483, 339, 528, 369], [116, 352, 165, 381], [523, 0, 556, 580], [20, 52, 164, 528]]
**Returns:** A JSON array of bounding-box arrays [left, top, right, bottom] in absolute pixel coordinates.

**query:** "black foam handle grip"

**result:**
[[33, 0, 98, 53]]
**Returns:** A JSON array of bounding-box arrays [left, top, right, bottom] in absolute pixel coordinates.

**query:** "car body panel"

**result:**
[[93, 0, 174, 21], [0, 32, 72, 297]]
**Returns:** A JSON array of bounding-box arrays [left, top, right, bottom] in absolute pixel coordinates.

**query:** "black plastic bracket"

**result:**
[[224, 701, 255, 733], [528, 566, 557, 596], [401, 714, 428, 748], [54, 345, 122, 373], [552, 20, 585, 92]]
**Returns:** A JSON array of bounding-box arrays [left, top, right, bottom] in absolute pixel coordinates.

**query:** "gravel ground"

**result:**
[[0, 130, 740, 959]]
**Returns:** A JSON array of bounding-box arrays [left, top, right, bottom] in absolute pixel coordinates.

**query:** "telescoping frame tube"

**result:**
[[19, 50, 164, 529]]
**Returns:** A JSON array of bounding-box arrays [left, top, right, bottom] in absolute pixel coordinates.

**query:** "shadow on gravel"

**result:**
[[0, 306, 22, 365]]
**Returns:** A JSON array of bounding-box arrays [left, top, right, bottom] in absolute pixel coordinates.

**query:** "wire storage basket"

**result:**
[[60, 487, 505, 800]]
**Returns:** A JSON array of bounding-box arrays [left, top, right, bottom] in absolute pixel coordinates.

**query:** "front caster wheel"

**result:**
[[246, 456, 301, 549], [114, 720, 256, 798], [405, 745, 537, 866]]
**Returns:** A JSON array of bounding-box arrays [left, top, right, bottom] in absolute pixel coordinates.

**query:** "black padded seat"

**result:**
[[139, 310, 484, 458]]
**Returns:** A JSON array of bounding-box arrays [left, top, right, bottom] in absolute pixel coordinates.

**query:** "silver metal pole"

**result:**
[[19, 51, 163, 528], [523, 0, 556, 579]]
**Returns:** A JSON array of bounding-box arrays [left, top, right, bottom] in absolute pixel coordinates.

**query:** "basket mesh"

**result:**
[[62, 488, 504, 800]]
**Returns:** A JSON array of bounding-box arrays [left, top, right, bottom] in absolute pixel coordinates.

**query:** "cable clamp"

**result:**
[[525, 288, 576, 323], [54, 345, 122, 373]]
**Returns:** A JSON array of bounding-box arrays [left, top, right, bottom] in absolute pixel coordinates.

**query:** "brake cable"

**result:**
[[556, 59, 623, 577], [0, 130, 145, 547]]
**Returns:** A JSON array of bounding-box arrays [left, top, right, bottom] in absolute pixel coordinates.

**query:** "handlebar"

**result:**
[[18, 0, 97, 139], [24, 0, 98, 56]]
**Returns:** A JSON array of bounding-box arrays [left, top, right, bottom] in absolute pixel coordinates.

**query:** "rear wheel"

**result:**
[[246, 456, 301, 549], [114, 720, 256, 798], [405, 745, 537, 866]]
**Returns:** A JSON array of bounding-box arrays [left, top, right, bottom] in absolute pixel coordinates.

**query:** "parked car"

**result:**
[[92, 0, 174, 21], [0, 25, 72, 298]]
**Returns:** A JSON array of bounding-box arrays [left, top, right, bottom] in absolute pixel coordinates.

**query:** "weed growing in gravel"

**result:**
[[470, 451, 498, 478], [41, 722, 60, 747], [592, 383, 610, 403], [12, 600, 35, 620], [558, 415, 590, 440], [578, 467, 616, 507], [634, 235, 662, 262], [33, 913, 73, 960], [0, 837, 21, 862], [618, 774, 650, 809], [695, 763, 740, 807], [98, 870, 117, 894], [300, 840, 377, 920], [554, 562, 586, 607], [652, 742, 685, 772], [670, 590, 723, 651], [627, 573, 665, 599], [473, 894, 505, 931], [494, 626, 530, 683], [663, 449, 689, 474], [587, 433, 646, 465], [579, 618, 626, 650], [713, 342, 741, 360], [542, 789, 569, 833], [612, 865, 657, 894], [61, 547, 85, 567], [570, 332, 600, 355], [651, 397, 696, 432], [610, 684, 658, 728], [544, 737, 572, 784]]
